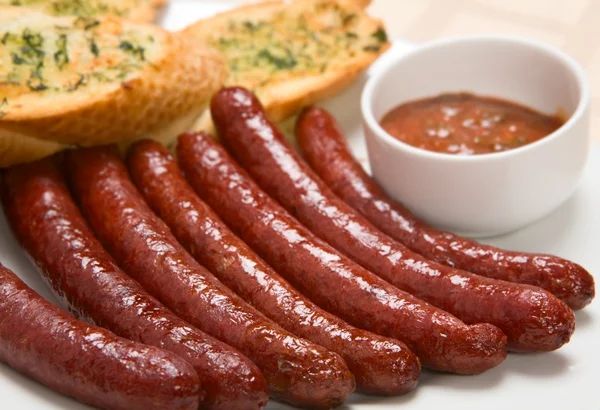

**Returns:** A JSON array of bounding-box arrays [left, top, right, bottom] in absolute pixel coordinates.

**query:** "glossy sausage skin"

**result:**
[[1, 157, 268, 410], [128, 139, 421, 396], [296, 107, 595, 311], [212, 87, 576, 353], [0, 264, 201, 410], [65, 146, 355, 409], [177, 131, 507, 375]]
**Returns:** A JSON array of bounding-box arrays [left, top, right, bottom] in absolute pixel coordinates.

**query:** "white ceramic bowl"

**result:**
[[362, 35, 591, 238]]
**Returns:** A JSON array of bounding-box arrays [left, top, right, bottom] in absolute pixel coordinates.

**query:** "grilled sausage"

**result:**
[[0, 263, 201, 410], [127, 139, 421, 396], [177, 131, 508, 375], [64, 146, 355, 409], [0, 157, 268, 410], [210, 87, 575, 353], [295, 106, 594, 311]]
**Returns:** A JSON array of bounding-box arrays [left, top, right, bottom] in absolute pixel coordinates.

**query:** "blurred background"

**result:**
[[366, 0, 600, 142]]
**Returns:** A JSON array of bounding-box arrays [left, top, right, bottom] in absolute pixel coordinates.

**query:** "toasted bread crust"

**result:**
[[0, 129, 67, 168]]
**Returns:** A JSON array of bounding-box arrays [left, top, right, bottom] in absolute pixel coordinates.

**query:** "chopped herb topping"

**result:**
[[84, 20, 100, 30], [66, 73, 87, 91], [89, 37, 99, 56], [72, 17, 100, 30], [11, 53, 26, 65], [22, 29, 45, 58], [1, 32, 14, 45], [342, 13, 357, 26], [53, 34, 69, 69], [119, 40, 145, 61], [257, 48, 297, 69], [5, 29, 47, 90], [6, 0, 131, 18], [23, 29, 43, 47], [26, 68, 47, 91], [363, 44, 381, 52], [243, 21, 266, 32], [371, 28, 387, 43]]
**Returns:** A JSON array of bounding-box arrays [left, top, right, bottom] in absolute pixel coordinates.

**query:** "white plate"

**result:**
[[1, 2, 598, 409]]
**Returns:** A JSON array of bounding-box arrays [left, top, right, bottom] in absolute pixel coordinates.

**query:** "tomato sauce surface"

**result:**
[[380, 93, 565, 155]]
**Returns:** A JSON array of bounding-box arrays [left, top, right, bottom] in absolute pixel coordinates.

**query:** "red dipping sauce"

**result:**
[[380, 93, 565, 155]]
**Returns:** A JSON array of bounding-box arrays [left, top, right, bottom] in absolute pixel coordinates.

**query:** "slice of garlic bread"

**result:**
[[0, 6, 225, 167], [0, 0, 166, 23], [185, 0, 389, 127]]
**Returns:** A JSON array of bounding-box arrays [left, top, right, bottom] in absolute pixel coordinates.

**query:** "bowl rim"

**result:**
[[361, 34, 590, 163]]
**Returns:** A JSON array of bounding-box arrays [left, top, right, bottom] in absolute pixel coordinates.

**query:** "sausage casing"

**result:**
[[0, 263, 201, 410], [65, 146, 355, 409], [177, 131, 508, 375], [296, 106, 594, 311], [128, 139, 421, 396], [1, 157, 268, 410], [211, 87, 575, 353]]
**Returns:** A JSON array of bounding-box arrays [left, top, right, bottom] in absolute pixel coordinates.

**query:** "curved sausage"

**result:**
[[177, 131, 507, 375], [127, 139, 421, 396], [64, 146, 355, 410], [210, 87, 575, 353], [0, 157, 268, 410], [0, 263, 201, 410], [296, 106, 595, 311]]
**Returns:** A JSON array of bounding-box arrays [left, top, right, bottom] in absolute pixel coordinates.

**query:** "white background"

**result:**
[[0, 2, 598, 409]]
